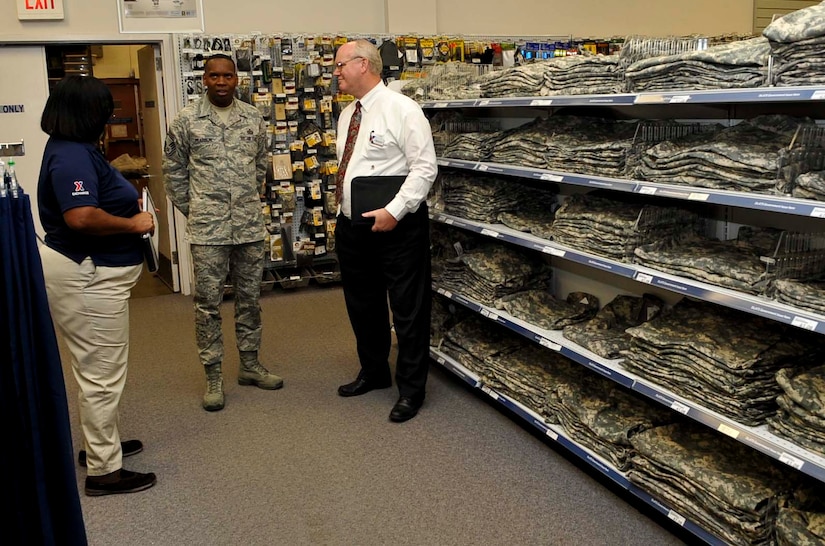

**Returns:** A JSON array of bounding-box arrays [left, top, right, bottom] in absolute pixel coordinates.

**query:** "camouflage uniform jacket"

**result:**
[[163, 97, 267, 245]]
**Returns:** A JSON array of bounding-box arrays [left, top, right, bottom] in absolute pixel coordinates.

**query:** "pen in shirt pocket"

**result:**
[[369, 131, 384, 146]]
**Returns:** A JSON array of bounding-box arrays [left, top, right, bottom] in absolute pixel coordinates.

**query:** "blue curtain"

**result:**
[[0, 189, 87, 545]]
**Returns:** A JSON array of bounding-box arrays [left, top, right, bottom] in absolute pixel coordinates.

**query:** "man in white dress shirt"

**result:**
[[333, 39, 438, 422]]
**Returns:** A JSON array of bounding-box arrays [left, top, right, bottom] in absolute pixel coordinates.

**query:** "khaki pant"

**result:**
[[40, 245, 142, 476]]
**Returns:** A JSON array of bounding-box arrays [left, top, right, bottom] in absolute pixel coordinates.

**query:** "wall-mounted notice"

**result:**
[[117, 0, 204, 33]]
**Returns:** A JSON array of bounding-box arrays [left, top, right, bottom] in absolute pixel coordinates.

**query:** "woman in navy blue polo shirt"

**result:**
[[38, 76, 156, 496]]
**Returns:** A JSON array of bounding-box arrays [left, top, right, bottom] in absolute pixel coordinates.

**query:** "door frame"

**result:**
[[0, 33, 191, 295]]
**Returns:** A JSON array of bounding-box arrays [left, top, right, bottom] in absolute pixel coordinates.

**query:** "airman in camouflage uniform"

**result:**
[[163, 54, 282, 412]]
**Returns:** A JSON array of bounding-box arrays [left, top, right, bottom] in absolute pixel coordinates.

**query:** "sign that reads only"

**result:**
[[17, 0, 65, 20], [2, 105, 26, 114]]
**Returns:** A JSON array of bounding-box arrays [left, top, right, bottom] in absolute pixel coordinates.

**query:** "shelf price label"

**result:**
[[480, 309, 500, 321], [688, 192, 710, 201], [433, 102, 448, 108], [436, 356, 446, 365], [545, 429, 559, 441], [480, 228, 500, 238], [481, 385, 499, 400], [811, 207, 825, 218], [538, 337, 561, 351], [541, 246, 566, 257], [668, 95, 691, 104], [811, 90, 825, 100], [779, 452, 805, 470], [667, 510, 687, 527], [638, 186, 658, 195], [634, 272, 654, 284], [670, 401, 690, 415], [792, 316, 819, 331], [717, 423, 741, 439], [539, 173, 564, 182], [530, 99, 554, 106]]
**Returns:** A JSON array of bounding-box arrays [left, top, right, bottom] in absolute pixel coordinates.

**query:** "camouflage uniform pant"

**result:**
[[191, 242, 265, 367]]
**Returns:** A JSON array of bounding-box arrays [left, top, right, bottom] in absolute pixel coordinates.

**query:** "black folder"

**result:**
[[141, 187, 159, 272], [350, 175, 406, 226]]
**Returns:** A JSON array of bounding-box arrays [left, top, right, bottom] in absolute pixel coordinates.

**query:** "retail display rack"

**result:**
[[425, 85, 825, 544]]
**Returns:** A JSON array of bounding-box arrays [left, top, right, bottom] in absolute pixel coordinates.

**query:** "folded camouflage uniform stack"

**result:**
[[622, 298, 822, 426], [563, 294, 664, 359], [630, 422, 797, 545], [624, 37, 769, 92], [776, 483, 825, 546], [769, 365, 825, 456], [763, 1, 825, 86], [771, 279, 825, 315], [633, 226, 782, 296], [549, 192, 697, 262], [634, 115, 806, 194], [493, 290, 599, 331], [435, 243, 553, 306], [439, 315, 527, 376], [553, 374, 673, 471]]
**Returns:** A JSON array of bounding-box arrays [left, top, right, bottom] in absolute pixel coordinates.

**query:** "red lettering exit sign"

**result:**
[[17, 0, 65, 20]]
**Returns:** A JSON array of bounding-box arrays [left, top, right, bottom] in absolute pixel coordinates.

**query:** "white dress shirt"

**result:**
[[336, 81, 437, 220]]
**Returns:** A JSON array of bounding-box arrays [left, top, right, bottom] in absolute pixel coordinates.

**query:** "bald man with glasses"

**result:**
[[332, 39, 438, 423]]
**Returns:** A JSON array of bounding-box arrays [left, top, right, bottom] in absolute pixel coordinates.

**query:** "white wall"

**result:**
[[1, 0, 754, 39]]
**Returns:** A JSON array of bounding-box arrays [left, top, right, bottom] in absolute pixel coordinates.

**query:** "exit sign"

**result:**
[[17, 0, 64, 20]]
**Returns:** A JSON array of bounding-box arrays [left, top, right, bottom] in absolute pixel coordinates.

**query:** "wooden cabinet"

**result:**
[[102, 78, 144, 162]]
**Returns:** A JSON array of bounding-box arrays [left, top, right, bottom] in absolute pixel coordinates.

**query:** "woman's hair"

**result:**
[[40, 75, 114, 143]]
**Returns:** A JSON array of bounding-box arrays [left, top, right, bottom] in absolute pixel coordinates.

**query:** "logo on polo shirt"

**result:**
[[72, 180, 90, 197]]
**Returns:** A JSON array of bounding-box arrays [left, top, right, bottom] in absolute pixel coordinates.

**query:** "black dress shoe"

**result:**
[[390, 396, 424, 422], [337, 377, 392, 397], [78, 439, 144, 468], [85, 468, 157, 497]]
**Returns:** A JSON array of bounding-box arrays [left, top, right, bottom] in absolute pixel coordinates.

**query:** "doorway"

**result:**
[[43, 43, 178, 296]]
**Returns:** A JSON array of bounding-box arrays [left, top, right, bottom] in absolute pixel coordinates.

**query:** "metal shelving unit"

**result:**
[[425, 83, 825, 545]]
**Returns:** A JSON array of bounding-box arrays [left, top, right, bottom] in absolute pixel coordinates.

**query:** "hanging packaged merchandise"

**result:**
[[236, 75, 252, 104], [253, 91, 272, 121], [273, 97, 287, 121], [299, 120, 324, 149], [420, 38, 435, 64], [378, 39, 404, 82], [271, 153, 293, 181], [326, 218, 337, 252], [304, 151, 320, 174], [436, 39, 451, 62], [236, 42, 253, 71]]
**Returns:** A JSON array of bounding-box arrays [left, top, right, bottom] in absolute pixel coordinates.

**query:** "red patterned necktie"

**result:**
[[336, 101, 362, 207]]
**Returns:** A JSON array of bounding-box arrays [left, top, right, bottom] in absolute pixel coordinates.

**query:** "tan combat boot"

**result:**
[[203, 362, 225, 411], [238, 352, 283, 390]]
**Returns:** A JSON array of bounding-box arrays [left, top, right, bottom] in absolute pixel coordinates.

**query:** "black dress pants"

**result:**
[[335, 206, 431, 399]]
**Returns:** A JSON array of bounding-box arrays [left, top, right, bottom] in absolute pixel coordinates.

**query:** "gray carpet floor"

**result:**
[[57, 284, 687, 546]]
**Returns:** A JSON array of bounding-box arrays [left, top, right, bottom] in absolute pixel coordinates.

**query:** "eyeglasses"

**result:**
[[334, 56, 364, 69]]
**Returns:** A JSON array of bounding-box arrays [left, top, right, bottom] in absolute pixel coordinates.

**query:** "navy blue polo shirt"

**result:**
[[38, 138, 143, 266]]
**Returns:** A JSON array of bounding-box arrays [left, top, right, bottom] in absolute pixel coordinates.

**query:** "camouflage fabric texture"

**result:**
[[494, 290, 599, 331], [163, 96, 268, 245], [191, 242, 265, 366], [776, 482, 825, 546], [630, 422, 798, 545], [622, 298, 825, 425], [563, 293, 664, 359], [769, 365, 825, 456]]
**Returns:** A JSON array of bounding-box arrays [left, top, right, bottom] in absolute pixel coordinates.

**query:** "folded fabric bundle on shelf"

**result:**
[[494, 290, 599, 331], [622, 298, 824, 426], [630, 422, 798, 546], [769, 365, 825, 456], [548, 192, 698, 262], [634, 115, 808, 194], [434, 242, 553, 306], [563, 294, 665, 359], [771, 279, 825, 315], [775, 483, 825, 546], [624, 37, 769, 92], [632, 227, 781, 295], [763, 0, 825, 86]]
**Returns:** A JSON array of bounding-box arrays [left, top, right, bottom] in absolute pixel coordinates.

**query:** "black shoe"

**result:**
[[85, 469, 157, 497], [337, 376, 392, 397], [390, 396, 424, 422], [78, 440, 143, 468]]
